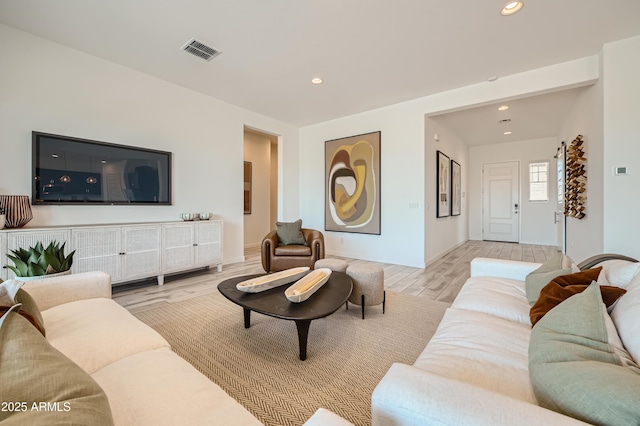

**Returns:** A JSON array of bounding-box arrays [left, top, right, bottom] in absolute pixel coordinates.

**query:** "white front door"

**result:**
[[482, 161, 519, 242]]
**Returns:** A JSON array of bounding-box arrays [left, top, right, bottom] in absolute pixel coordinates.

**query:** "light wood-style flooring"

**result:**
[[113, 240, 559, 314]]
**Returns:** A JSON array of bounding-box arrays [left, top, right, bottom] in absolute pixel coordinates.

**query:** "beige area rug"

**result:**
[[134, 289, 450, 426]]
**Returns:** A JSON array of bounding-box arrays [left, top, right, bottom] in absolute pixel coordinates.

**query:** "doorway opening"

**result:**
[[243, 127, 278, 249]]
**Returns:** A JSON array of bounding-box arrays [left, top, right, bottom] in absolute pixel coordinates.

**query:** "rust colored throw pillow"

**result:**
[[531, 268, 626, 326], [549, 266, 602, 288]]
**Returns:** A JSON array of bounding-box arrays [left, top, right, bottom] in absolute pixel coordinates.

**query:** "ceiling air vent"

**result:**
[[498, 118, 511, 124], [181, 38, 221, 62]]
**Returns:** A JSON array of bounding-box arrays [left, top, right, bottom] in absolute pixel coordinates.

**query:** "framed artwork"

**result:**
[[325, 131, 381, 234], [243, 161, 252, 214], [437, 151, 450, 218], [451, 159, 461, 216]]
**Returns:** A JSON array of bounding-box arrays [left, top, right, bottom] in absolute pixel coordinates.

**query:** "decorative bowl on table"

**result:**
[[285, 268, 332, 303], [199, 213, 211, 220], [236, 267, 310, 293], [180, 213, 196, 221]]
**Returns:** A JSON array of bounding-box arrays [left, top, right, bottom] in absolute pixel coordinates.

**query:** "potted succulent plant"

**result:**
[[6, 240, 75, 280]]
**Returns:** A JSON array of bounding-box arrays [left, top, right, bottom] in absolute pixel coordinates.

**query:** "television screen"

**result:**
[[32, 132, 171, 205]]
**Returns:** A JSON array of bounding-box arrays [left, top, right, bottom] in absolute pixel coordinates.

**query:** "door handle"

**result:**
[[514, 203, 519, 214]]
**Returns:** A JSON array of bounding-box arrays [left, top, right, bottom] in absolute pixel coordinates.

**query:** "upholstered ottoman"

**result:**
[[345, 264, 385, 319], [314, 258, 349, 273]]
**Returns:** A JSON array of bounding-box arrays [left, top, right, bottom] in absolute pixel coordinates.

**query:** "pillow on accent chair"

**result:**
[[276, 219, 306, 245], [0, 307, 114, 425], [529, 268, 626, 326], [529, 283, 640, 425]]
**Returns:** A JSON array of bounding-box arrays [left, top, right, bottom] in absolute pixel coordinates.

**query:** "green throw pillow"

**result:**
[[525, 268, 572, 305], [525, 253, 572, 305], [529, 282, 640, 425], [535, 252, 565, 273], [0, 308, 114, 425], [276, 219, 306, 245]]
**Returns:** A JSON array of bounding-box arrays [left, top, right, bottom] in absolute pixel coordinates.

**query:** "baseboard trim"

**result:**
[[425, 239, 468, 267], [224, 255, 245, 265], [324, 249, 425, 269]]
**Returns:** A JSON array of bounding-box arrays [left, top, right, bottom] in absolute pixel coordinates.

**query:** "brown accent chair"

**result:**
[[261, 228, 325, 272]]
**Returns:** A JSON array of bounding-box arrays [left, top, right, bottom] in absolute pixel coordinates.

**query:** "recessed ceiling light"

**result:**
[[504, 131, 513, 135], [498, 105, 509, 111], [501, 1, 524, 16], [311, 77, 323, 85]]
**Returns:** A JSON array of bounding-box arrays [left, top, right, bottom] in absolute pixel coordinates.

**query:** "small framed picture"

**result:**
[[451, 160, 461, 216], [437, 151, 450, 218]]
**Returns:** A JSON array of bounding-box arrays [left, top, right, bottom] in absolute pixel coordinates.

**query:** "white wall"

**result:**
[[300, 103, 426, 268], [424, 117, 469, 263], [6, 22, 629, 268], [602, 35, 640, 260], [559, 83, 604, 262], [0, 24, 300, 265], [243, 131, 272, 248], [300, 57, 598, 268], [468, 138, 559, 245]]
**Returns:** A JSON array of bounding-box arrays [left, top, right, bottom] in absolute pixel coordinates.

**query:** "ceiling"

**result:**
[[1, 1, 640, 141], [431, 86, 591, 146]]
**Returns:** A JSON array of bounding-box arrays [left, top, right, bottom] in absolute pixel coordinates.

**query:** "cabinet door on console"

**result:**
[[72, 227, 122, 282], [162, 223, 196, 273], [195, 220, 222, 268], [5, 229, 72, 279], [121, 225, 161, 281]]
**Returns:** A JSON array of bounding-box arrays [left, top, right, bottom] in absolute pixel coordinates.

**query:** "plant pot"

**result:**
[[15, 270, 72, 282]]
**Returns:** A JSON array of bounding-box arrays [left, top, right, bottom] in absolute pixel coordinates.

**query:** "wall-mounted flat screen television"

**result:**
[[32, 131, 171, 205]]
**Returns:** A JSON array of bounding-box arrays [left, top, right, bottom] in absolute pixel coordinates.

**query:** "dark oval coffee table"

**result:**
[[218, 271, 353, 360]]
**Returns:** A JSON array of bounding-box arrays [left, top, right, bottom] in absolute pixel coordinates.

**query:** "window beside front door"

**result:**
[[529, 161, 549, 202]]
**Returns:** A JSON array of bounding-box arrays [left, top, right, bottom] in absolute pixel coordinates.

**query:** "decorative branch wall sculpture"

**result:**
[[565, 135, 586, 219]]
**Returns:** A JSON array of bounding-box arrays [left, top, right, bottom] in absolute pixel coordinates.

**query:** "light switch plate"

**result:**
[[614, 166, 629, 175]]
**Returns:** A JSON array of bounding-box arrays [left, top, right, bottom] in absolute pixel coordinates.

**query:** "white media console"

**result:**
[[0, 220, 223, 286]]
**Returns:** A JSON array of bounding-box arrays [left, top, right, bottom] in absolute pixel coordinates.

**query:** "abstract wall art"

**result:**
[[325, 131, 381, 234], [437, 151, 450, 218], [451, 159, 461, 216]]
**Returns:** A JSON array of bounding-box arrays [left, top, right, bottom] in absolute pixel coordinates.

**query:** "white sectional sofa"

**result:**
[[371, 255, 640, 425], [4, 271, 263, 425]]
